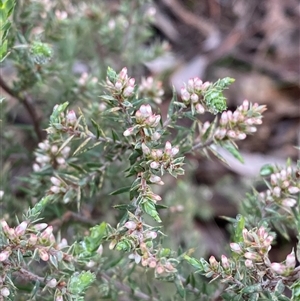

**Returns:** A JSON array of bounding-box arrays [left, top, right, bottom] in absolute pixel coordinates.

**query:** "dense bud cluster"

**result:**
[[106, 67, 135, 99], [33, 140, 70, 171], [259, 166, 299, 208]]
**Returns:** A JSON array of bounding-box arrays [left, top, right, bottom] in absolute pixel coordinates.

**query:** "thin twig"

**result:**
[[0, 75, 44, 141], [100, 272, 159, 301]]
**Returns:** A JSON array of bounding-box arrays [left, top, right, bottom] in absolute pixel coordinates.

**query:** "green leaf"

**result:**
[[233, 215, 245, 243], [68, 271, 96, 295], [220, 140, 244, 163], [106, 66, 117, 83], [260, 164, 274, 177], [73, 137, 92, 156], [174, 275, 186, 299], [142, 200, 161, 222], [110, 186, 131, 195], [167, 86, 176, 118], [184, 255, 205, 271]]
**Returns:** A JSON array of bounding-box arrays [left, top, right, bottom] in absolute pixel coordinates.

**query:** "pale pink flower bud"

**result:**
[[226, 111, 233, 121], [115, 80, 123, 90], [146, 231, 157, 239], [152, 132, 161, 141], [119, 67, 128, 80], [33, 223, 48, 231], [280, 170, 287, 180], [66, 110, 77, 125], [29, 234, 38, 245], [142, 143, 150, 155], [57, 238, 68, 249], [187, 79, 194, 91], [244, 252, 260, 261], [47, 278, 57, 288], [191, 93, 199, 103], [245, 259, 253, 268], [124, 221, 136, 230], [245, 118, 254, 125], [230, 243, 242, 254], [209, 256, 218, 268], [15, 221, 28, 236], [156, 265, 164, 274], [150, 161, 160, 169], [56, 157, 65, 165], [282, 180, 290, 188], [86, 260, 96, 268], [242, 100, 249, 111], [201, 81, 210, 90], [194, 78, 203, 90], [273, 186, 281, 197], [171, 147, 179, 156], [270, 174, 277, 185], [33, 163, 40, 172], [0, 220, 10, 234], [51, 145, 58, 154], [51, 177, 61, 187], [140, 104, 152, 117], [0, 287, 10, 297], [237, 133, 246, 140], [149, 258, 157, 268], [286, 167, 292, 175], [286, 250, 296, 268], [165, 141, 172, 154], [221, 255, 230, 269], [257, 227, 267, 239], [288, 186, 299, 194], [50, 186, 61, 194], [41, 226, 53, 239], [0, 250, 11, 261], [253, 118, 262, 125], [129, 78, 135, 86], [220, 112, 228, 125], [141, 258, 149, 266], [282, 198, 296, 207], [149, 175, 162, 184], [227, 130, 236, 138], [123, 127, 134, 137], [248, 126, 257, 133], [97, 244, 103, 256], [271, 262, 286, 275], [195, 103, 205, 114], [123, 86, 134, 97], [181, 88, 190, 101], [39, 249, 49, 261]]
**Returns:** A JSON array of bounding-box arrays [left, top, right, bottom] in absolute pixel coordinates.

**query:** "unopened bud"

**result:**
[[15, 221, 28, 236], [0, 250, 11, 262], [39, 249, 49, 261], [230, 243, 242, 254], [271, 262, 286, 275], [124, 221, 136, 230], [286, 250, 296, 268], [66, 110, 77, 125], [47, 278, 57, 288], [245, 259, 253, 268], [0, 287, 10, 297], [51, 177, 61, 187]]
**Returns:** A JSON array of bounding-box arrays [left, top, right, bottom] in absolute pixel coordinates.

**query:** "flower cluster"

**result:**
[[214, 100, 267, 141], [33, 139, 70, 171], [123, 104, 161, 139], [106, 67, 135, 99], [139, 77, 164, 104], [109, 219, 177, 277], [258, 166, 299, 208], [180, 77, 210, 114], [142, 141, 183, 185], [0, 220, 71, 298]]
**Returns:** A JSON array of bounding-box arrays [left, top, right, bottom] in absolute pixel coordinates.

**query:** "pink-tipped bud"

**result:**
[[56, 294, 63, 301], [66, 110, 77, 125], [220, 112, 228, 125], [119, 67, 128, 80], [230, 243, 242, 254], [156, 265, 165, 274], [15, 221, 28, 236], [124, 221, 136, 230], [286, 250, 296, 268], [150, 161, 160, 169], [245, 259, 253, 268], [47, 278, 57, 288], [149, 175, 163, 184], [115, 80, 123, 90], [0, 220, 10, 234], [164, 141, 172, 155], [209, 256, 218, 268], [41, 226, 53, 239], [244, 252, 260, 261], [221, 255, 230, 269], [271, 262, 286, 275], [282, 198, 297, 207], [33, 223, 48, 231], [288, 186, 299, 194], [195, 103, 205, 114], [191, 93, 199, 103], [149, 258, 157, 268], [242, 100, 249, 111], [0, 250, 11, 262], [28, 234, 38, 245], [152, 132, 161, 141], [123, 127, 134, 137], [51, 177, 61, 187], [129, 78, 135, 86], [0, 287, 10, 297], [39, 249, 49, 261], [142, 143, 150, 155], [123, 86, 134, 97]]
